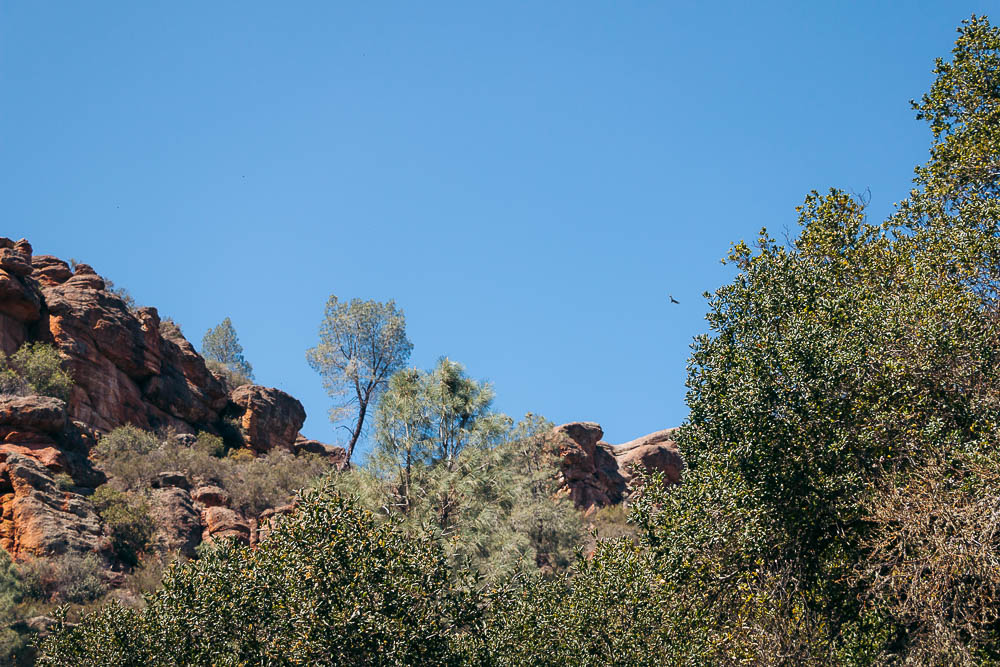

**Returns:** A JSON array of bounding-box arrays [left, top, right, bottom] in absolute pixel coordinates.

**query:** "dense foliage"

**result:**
[[93, 426, 332, 516], [0, 343, 73, 401], [37, 485, 482, 666], [90, 486, 155, 568], [339, 360, 583, 578]]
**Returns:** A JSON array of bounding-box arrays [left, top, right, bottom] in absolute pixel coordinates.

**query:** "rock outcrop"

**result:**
[[149, 485, 202, 559], [0, 453, 107, 560], [552, 422, 682, 510], [228, 385, 305, 453], [0, 239, 307, 447], [0, 238, 341, 565], [293, 435, 349, 470]]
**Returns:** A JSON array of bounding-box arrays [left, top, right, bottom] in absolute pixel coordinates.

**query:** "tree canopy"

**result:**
[[306, 296, 413, 462], [201, 317, 254, 386]]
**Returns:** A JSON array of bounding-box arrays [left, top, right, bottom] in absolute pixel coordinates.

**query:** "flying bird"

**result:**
[[668, 295, 680, 304]]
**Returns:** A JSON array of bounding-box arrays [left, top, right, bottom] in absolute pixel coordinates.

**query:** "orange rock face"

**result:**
[[228, 385, 306, 453], [0, 238, 328, 564]]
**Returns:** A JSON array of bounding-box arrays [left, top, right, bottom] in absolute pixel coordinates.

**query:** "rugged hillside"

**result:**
[[0, 235, 679, 574], [0, 237, 346, 566]]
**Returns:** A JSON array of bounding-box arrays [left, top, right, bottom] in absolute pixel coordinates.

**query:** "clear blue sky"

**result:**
[[1, 3, 992, 456]]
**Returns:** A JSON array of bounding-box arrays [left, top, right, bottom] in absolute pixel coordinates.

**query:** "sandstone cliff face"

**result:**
[[0, 237, 346, 563], [552, 422, 682, 510]]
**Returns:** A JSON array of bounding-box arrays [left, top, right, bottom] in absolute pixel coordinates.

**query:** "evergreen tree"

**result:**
[[339, 360, 583, 579], [201, 317, 254, 384]]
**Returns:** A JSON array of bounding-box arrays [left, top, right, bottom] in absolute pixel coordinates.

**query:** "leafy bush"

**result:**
[[192, 431, 225, 458], [91, 486, 155, 567], [53, 473, 75, 492], [0, 551, 30, 665], [0, 342, 73, 400], [481, 539, 672, 666], [341, 360, 583, 580], [38, 486, 482, 665], [19, 554, 106, 605]]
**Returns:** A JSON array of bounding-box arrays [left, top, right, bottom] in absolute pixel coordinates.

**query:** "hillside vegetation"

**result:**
[[32, 14, 1000, 666]]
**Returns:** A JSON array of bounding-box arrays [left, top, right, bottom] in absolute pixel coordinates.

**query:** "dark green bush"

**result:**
[[19, 554, 106, 605], [38, 486, 482, 666], [91, 486, 155, 567]]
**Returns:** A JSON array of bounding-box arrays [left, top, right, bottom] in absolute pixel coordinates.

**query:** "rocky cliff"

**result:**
[[0, 237, 345, 565]]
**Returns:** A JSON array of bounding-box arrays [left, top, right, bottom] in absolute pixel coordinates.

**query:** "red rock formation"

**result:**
[[229, 385, 305, 453], [552, 422, 683, 510], [0, 238, 328, 565], [200, 506, 251, 545], [0, 453, 107, 560], [149, 485, 202, 559], [191, 485, 230, 508], [293, 435, 349, 470]]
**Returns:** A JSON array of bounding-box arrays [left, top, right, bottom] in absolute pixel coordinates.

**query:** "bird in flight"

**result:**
[[668, 295, 680, 304]]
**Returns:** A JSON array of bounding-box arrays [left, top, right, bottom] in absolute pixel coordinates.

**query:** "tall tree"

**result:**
[[201, 317, 254, 383], [344, 359, 581, 578], [306, 296, 413, 462]]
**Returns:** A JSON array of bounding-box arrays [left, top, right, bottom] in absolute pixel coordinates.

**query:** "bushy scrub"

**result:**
[[91, 486, 155, 567], [0, 342, 73, 400], [37, 486, 482, 666], [338, 361, 583, 580], [18, 554, 106, 605], [93, 425, 333, 516], [0, 551, 31, 665]]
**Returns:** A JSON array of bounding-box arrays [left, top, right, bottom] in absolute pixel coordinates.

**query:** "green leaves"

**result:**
[[201, 317, 254, 384], [306, 295, 413, 461], [39, 486, 482, 666]]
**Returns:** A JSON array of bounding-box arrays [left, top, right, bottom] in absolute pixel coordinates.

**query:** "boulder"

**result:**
[[31, 255, 72, 287], [293, 435, 349, 469], [0, 396, 67, 434], [0, 453, 106, 560], [152, 471, 191, 491], [191, 485, 230, 508], [613, 429, 683, 486], [201, 506, 250, 545], [229, 385, 306, 453], [0, 268, 41, 322], [149, 487, 201, 558]]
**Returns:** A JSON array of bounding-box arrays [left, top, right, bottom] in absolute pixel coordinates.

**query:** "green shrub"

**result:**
[[92, 426, 161, 490], [193, 431, 225, 458], [93, 426, 334, 518], [19, 554, 106, 605], [91, 486, 155, 567], [0, 343, 73, 401], [53, 473, 75, 492], [0, 551, 30, 665], [38, 486, 482, 665]]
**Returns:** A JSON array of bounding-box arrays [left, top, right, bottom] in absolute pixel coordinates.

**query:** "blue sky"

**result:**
[[1, 3, 992, 456]]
